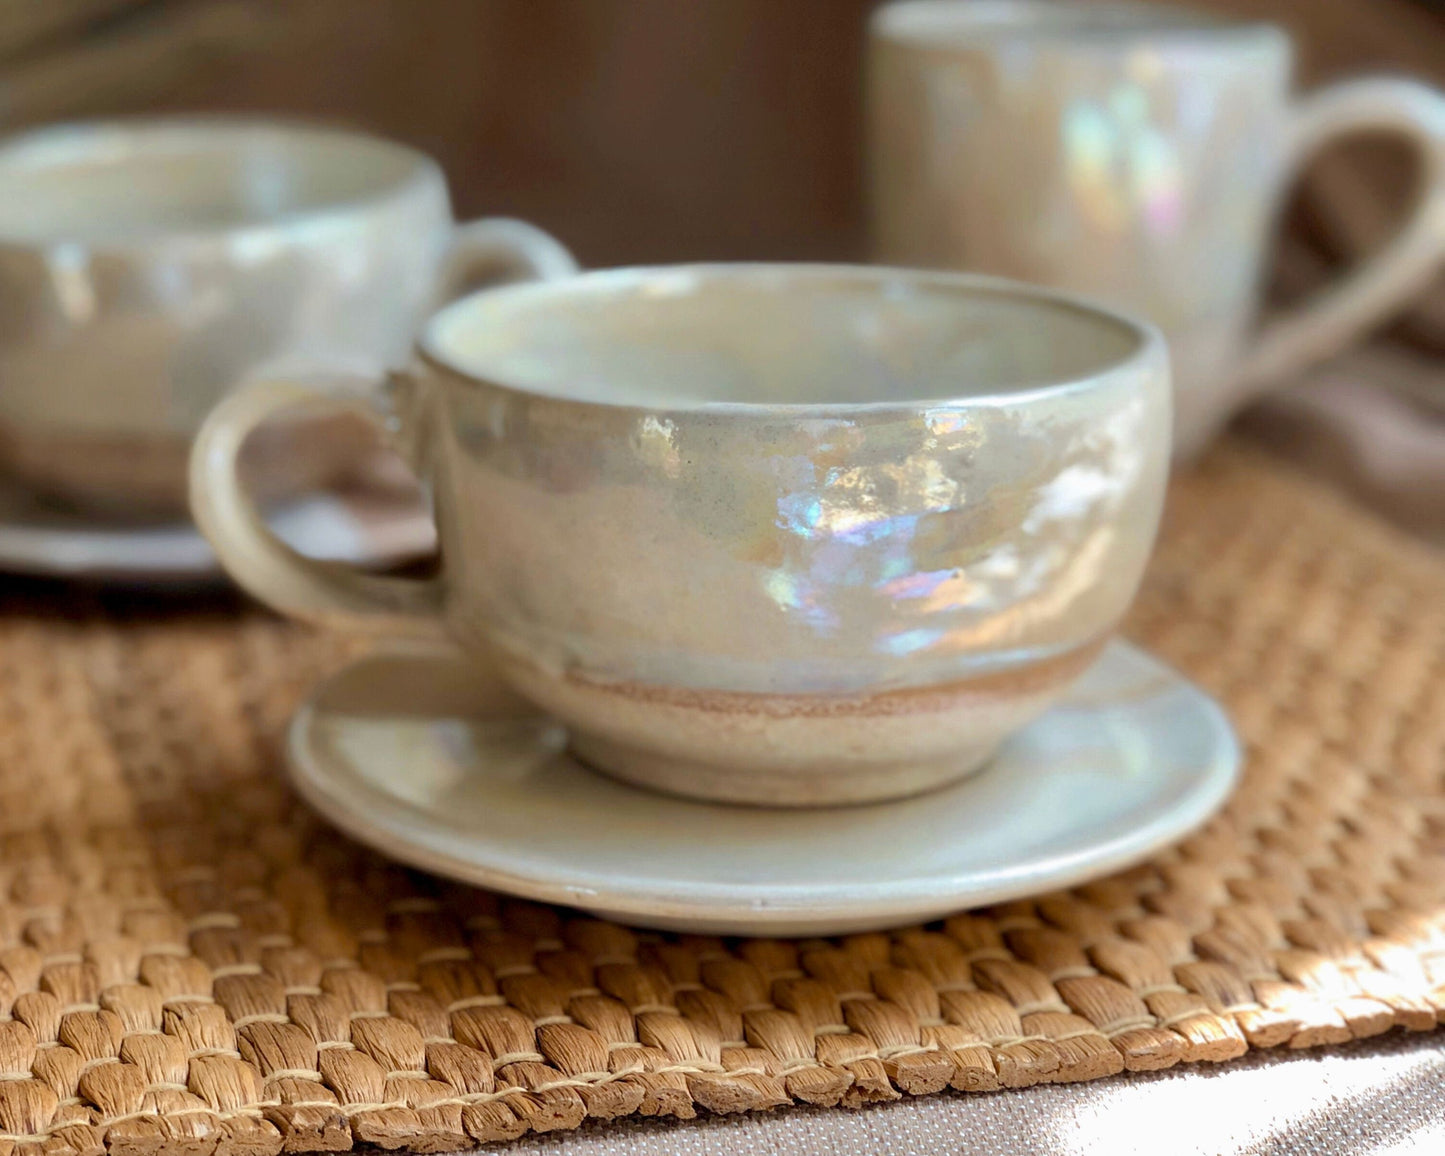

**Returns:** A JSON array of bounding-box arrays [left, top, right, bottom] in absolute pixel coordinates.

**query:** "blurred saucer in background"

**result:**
[[0, 473, 435, 586]]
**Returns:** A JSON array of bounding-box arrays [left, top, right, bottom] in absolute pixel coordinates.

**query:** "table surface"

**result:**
[[0, 434, 1441, 1156]]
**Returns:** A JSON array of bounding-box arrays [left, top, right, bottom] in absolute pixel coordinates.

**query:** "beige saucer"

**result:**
[[285, 640, 1238, 936], [0, 477, 434, 585]]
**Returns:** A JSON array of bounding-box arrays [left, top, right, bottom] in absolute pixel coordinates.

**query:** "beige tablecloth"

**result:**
[[1239, 344, 1445, 544], [490, 1031, 1445, 1155]]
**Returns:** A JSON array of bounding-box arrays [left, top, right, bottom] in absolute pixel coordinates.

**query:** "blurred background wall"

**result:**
[[3, 0, 1442, 346]]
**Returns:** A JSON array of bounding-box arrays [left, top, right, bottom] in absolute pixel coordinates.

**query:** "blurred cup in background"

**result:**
[[0, 117, 576, 518], [868, 0, 1445, 458]]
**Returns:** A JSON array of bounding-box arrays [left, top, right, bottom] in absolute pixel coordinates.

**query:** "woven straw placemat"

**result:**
[[0, 442, 1441, 1155]]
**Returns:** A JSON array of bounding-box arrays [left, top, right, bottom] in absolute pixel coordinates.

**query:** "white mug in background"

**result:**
[[868, 0, 1445, 458], [0, 117, 577, 517]]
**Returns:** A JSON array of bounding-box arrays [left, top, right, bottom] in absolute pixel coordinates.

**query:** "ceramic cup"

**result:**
[[868, 0, 1445, 459], [191, 264, 1171, 807], [0, 117, 577, 517]]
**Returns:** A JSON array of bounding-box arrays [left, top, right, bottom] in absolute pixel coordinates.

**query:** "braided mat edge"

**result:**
[[0, 442, 1441, 1154]]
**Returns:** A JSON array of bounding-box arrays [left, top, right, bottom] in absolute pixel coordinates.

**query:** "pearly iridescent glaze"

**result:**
[[419, 268, 1167, 698], [869, 1, 1445, 458], [191, 265, 1170, 805]]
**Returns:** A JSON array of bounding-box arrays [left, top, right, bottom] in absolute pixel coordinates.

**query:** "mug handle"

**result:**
[[1230, 77, 1445, 396], [440, 217, 579, 299], [189, 378, 448, 641]]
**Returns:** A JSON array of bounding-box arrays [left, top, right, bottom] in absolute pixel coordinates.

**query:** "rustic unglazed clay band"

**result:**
[[0, 441, 1440, 1152]]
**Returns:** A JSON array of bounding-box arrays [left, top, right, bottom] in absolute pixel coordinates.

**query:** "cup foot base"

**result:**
[[567, 732, 998, 807]]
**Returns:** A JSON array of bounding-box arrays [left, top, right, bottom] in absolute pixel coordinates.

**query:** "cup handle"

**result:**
[[440, 217, 579, 300], [1230, 77, 1445, 397], [189, 377, 448, 641]]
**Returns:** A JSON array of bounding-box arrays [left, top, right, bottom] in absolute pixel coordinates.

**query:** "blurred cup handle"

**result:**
[[439, 217, 579, 300], [190, 376, 450, 641], [1231, 77, 1445, 398]]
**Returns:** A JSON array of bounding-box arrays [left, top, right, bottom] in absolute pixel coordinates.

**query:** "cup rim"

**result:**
[[418, 262, 1168, 417], [0, 115, 443, 249], [870, 0, 1285, 51]]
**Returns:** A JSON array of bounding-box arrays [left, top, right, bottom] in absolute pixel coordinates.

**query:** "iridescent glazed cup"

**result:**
[[190, 265, 1171, 806]]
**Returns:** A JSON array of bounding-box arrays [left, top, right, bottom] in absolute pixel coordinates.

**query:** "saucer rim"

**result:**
[[284, 640, 1240, 931], [0, 485, 433, 584]]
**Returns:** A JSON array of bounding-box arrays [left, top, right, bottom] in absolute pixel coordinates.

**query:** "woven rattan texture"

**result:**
[[0, 443, 1441, 1155]]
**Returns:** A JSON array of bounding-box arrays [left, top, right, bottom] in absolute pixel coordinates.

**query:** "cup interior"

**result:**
[[0, 119, 433, 244], [424, 265, 1148, 409]]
